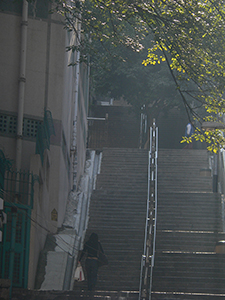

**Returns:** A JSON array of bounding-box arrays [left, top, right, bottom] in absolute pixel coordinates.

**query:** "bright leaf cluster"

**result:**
[[54, 0, 225, 151]]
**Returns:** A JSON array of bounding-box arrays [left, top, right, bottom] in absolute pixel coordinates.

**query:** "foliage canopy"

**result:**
[[55, 0, 225, 151]]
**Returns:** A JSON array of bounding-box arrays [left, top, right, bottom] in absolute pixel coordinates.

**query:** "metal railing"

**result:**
[[139, 110, 148, 149], [3, 169, 34, 208], [87, 114, 108, 148], [139, 119, 158, 300], [218, 150, 225, 231]]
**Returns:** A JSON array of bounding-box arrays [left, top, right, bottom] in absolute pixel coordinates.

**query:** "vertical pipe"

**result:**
[[72, 15, 81, 191], [44, 3, 51, 109], [16, 0, 28, 171], [63, 13, 82, 290]]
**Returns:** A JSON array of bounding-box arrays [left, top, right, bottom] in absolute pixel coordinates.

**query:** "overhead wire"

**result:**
[[0, 189, 78, 255], [1, 187, 102, 256]]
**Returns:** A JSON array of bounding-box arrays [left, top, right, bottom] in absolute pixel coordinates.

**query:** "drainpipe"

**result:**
[[16, 0, 28, 171], [63, 14, 81, 291], [72, 15, 81, 191]]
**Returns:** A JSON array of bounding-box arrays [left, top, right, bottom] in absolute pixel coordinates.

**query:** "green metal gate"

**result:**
[[1, 205, 31, 287], [0, 170, 33, 288]]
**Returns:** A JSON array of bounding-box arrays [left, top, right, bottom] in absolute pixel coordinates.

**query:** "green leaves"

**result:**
[[54, 0, 225, 151], [181, 115, 225, 153]]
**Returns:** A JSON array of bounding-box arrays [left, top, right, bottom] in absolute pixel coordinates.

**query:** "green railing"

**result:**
[[3, 170, 34, 208], [0, 169, 34, 289]]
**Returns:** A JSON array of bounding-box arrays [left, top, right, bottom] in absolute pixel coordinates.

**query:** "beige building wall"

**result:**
[[0, 0, 89, 289]]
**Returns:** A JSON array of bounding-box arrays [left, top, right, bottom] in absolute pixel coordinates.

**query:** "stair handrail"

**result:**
[[139, 119, 158, 300], [139, 105, 148, 149], [218, 150, 225, 231]]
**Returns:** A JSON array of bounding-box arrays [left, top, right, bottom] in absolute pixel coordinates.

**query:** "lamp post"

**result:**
[[201, 121, 225, 193]]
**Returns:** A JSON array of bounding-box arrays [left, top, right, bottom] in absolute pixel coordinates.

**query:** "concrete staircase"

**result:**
[[11, 148, 225, 300], [79, 148, 148, 294], [151, 149, 225, 300], [11, 148, 148, 300]]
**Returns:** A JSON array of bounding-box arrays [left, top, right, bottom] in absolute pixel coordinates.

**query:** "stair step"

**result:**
[[84, 148, 148, 291], [155, 231, 223, 252], [85, 148, 224, 296], [152, 251, 225, 294], [12, 289, 140, 300]]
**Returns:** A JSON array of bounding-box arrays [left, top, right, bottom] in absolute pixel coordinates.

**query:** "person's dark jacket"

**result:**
[[79, 241, 104, 260]]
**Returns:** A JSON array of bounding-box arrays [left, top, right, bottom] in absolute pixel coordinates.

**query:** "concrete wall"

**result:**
[[29, 153, 50, 288], [0, 1, 89, 289], [0, 13, 21, 113]]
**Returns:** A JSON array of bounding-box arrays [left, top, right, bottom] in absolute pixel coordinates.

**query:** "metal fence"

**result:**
[[0, 169, 34, 288], [87, 116, 108, 149], [3, 170, 34, 208]]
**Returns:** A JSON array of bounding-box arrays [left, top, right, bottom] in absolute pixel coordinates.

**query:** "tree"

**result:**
[[55, 0, 225, 151], [90, 38, 182, 115]]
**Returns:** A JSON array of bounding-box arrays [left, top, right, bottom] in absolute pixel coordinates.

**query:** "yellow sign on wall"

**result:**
[[51, 209, 58, 221]]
